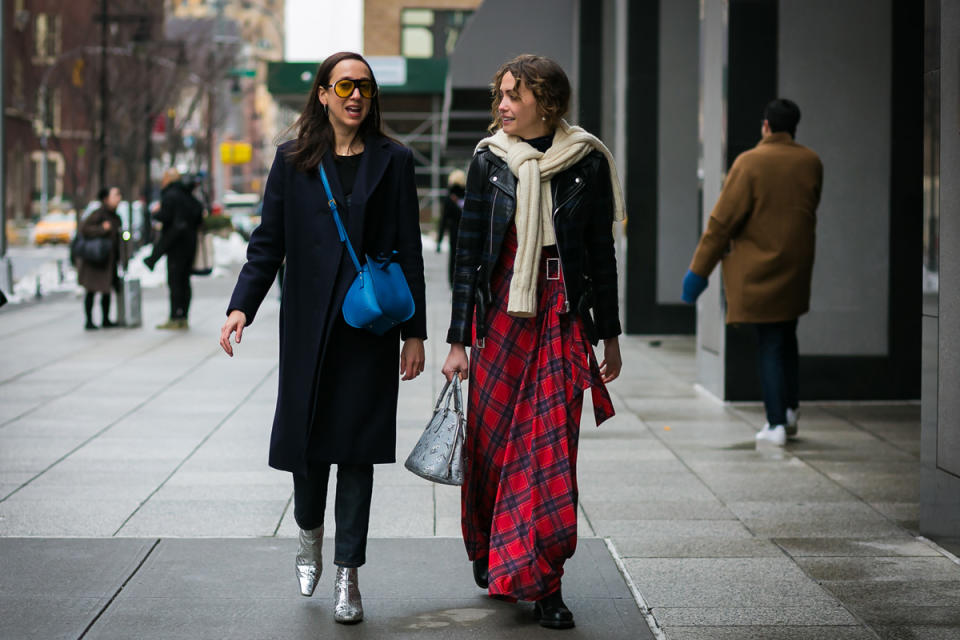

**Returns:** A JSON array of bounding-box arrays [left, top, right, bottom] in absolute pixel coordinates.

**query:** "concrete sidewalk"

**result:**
[[2, 245, 958, 639]]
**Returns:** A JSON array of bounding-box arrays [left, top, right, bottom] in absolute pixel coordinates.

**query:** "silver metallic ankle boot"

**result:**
[[295, 526, 323, 596], [334, 567, 363, 623]]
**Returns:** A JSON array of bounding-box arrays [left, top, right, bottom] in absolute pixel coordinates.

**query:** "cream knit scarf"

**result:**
[[476, 120, 626, 317]]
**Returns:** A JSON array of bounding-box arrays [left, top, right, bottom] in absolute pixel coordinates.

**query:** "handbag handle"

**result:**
[[435, 376, 463, 415], [318, 165, 364, 278]]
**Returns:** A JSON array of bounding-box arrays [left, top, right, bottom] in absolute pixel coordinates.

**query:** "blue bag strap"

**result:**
[[318, 164, 363, 276]]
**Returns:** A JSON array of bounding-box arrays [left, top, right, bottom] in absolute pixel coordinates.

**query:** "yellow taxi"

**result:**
[[34, 212, 77, 245]]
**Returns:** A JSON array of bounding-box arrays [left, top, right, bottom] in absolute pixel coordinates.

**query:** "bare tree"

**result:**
[[39, 1, 240, 204]]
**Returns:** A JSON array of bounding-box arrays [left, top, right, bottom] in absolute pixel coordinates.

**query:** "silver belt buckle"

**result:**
[[546, 257, 561, 281]]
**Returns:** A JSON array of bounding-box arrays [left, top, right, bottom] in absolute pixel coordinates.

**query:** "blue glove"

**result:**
[[681, 269, 708, 303]]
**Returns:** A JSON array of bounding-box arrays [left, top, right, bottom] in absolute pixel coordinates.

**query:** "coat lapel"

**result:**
[[345, 136, 391, 249]]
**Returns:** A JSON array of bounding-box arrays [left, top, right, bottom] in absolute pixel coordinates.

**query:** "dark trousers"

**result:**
[[84, 290, 111, 324], [293, 464, 374, 568], [167, 258, 192, 320], [751, 319, 799, 426]]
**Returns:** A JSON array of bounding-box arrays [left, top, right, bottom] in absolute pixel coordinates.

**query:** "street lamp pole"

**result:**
[[0, 0, 12, 298], [99, 0, 108, 187]]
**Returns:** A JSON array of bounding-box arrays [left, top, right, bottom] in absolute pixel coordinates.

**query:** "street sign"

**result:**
[[229, 68, 257, 78], [220, 142, 252, 165]]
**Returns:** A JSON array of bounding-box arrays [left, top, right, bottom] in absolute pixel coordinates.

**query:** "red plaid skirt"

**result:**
[[462, 225, 615, 602]]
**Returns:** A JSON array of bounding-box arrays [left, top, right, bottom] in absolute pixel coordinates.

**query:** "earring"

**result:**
[[541, 116, 546, 121], [323, 104, 329, 116]]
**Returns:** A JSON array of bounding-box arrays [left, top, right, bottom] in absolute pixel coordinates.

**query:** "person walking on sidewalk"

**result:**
[[681, 98, 823, 446], [77, 187, 124, 330], [219, 51, 426, 625], [144, 168, 203, 330], [441, 54, 624, 630], [436, 168, 466, 287]]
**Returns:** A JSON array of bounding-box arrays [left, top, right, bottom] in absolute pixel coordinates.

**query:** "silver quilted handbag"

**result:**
[[404, 376, 465, 485]]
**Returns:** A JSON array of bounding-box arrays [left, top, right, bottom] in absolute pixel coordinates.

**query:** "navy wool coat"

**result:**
[[227, 136, 427, 475]]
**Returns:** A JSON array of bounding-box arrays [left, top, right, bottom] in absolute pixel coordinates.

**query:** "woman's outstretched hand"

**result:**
[[219, 310, 247, 357], [442, 343, 469, 381], [400, 338, 425, 381], [599, 336, 622, 383]]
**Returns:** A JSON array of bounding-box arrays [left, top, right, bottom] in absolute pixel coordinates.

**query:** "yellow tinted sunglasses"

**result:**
[[327, 78, 377, 99]]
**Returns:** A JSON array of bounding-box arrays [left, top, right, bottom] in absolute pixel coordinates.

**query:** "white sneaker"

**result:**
[[786, 408, 799, 438], [756, 423, 787, 446]]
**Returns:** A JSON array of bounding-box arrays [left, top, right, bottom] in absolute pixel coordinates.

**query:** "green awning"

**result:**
[[267, 57, 447, 103]]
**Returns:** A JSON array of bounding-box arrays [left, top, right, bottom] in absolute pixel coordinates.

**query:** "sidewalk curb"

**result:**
[[604, 538, 666, 640], [917, 536, 960, 567]]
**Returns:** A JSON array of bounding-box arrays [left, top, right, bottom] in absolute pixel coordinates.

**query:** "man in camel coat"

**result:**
[[682, 98, 823, 446]]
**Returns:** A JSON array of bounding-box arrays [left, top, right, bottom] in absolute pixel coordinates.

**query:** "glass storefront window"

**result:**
[[401, 9, 472, 59]]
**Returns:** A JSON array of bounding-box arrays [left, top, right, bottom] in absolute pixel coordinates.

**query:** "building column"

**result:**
[[620, 0, 698, 335], [921, 0, 960, 543], [696, 0, 921, 402]]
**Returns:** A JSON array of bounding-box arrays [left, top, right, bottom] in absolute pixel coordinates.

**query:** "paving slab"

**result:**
[[623, 557, 838, 609], [661, 626, 876, 640], [774, 536, 941, 558], [0, 538, 155, 640], [613, 536, 782, 559], [68, 537, 651, 640]]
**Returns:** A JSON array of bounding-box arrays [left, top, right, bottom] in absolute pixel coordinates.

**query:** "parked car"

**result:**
[[34, 212, 77, 245], [116, 200, 146, 244], [223, 192, 261, 240]]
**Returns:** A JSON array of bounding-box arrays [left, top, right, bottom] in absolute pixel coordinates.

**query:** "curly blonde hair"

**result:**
[[489, 54, 571, 133]]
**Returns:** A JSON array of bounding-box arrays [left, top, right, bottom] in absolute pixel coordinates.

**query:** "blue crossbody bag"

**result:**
[[319, 165, 415, 335]]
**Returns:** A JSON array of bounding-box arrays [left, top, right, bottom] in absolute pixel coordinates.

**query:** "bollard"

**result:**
[[56, 259, 64, 283], [35, 274, 42, 298]]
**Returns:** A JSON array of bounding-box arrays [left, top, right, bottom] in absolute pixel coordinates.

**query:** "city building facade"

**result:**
[[3, 0, 164, 223]]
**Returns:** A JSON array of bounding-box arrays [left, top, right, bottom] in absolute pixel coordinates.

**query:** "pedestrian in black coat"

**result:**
[[219, 51, 426, 625], [436, 168, 466, 287], [145, 168, 203, 329]]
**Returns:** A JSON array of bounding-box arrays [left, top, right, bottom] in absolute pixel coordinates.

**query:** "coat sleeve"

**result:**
[[80, 210, 109, 238], [227, 147, 286, 325], [396, 148, 427, 340], [154, 192, 175, 226], [585, 154, 622, 340], [689, 154, 753, 278], [446, 154, 485, 345]]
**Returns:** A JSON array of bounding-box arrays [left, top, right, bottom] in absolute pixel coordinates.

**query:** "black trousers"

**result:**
[[167, 257, 192, 320], [751, 319, 799, 426], [84, 290, 111, 323], [293, 464, 374, 568]]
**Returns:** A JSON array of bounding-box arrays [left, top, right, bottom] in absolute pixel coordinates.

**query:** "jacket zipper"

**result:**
[[551, 181, 582, 313], [475, 189, 498, 348], [489, 190, 498, 256]]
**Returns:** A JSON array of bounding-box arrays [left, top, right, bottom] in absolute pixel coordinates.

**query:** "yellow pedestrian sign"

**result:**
[[220, 142, 252, 165]]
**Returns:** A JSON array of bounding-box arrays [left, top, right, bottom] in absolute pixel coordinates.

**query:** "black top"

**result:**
[[523, 133, 555, 153], [334, 153, 364, 205]]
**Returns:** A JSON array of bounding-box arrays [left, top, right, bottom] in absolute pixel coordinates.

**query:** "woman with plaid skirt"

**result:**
[[442, 55, 625, 630]]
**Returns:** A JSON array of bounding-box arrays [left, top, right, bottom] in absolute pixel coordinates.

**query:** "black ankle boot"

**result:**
[[534, 587, 574, 629], [472, 557, 488, 589]]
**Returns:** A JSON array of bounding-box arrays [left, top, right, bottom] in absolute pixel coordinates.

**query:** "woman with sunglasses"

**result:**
[[441, 55, 625, 630], [220, 52, 426, 624]]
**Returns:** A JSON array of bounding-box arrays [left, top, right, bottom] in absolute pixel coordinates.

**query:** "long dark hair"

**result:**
[[286, 52, 386, 173]]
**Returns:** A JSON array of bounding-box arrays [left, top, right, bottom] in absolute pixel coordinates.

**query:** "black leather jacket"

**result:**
[[446, 148, 622, 346]]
